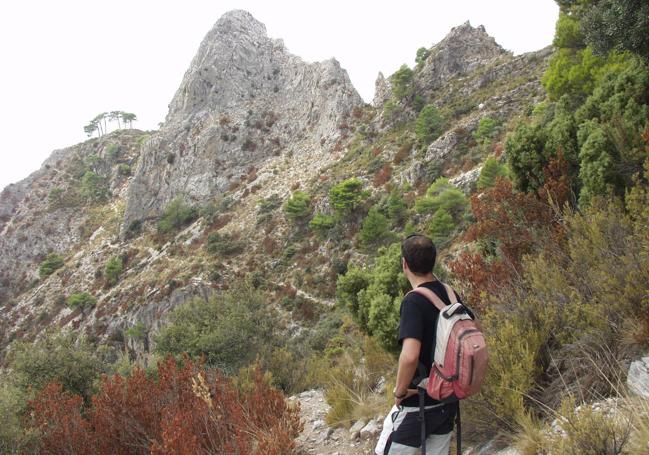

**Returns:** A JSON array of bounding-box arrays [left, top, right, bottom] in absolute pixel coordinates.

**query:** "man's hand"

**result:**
[[394, 388, 418, 406]]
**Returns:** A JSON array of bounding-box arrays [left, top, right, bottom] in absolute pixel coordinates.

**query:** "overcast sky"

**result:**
[[0, 0, 559, 191]]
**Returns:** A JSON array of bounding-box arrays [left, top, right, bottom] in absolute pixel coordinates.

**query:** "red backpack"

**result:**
[[408, 283, 488, 401]]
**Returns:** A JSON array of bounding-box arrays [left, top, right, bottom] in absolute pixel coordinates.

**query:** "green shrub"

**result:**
[[412, 95, 425, 112], [307, 310, 345, 352], [428, 208, 455, 245], [415, 104, 444, 146], [516, 396, 634, 454], [310, 213, 335, 236], [258, 194, 282, 214], [104, 256, 124, 286], [415, 47, 430, 68], [157, 197, 198, 234], [477, 157, 509, 190], [478, 310, 544, 433], [84, 153, 101, 168], [6, 330, 105, 402], [205, 232, 244, 256], [386, 191, 407, 226], [414, 178, 467, 217], [123, 322, 146, 341], [470, 199, 648, 438], [577, 120, 612, 204], [359, 207, 392, 249], [473, 116, 499, 146], [570, 0, 649, 62], [553, 11, 584, 49], [329, 178, 368, 217], [79, 171, 109, 203], [391, 64, 414, 99], [0, 379, 36, 453], [383, 99, 398, 120], [47, 187, 64, 209], [67, 292, 96, 310], [542, 41, 628, 103], [126, 219, 142, 237], [105, 143, 120, 160], [336, 243, 409, 353], [505, 121, 549, 192], [154, 284, 280, 374], [284, 191, 311, 222], [336, 268, 371, 330], [575, 57, 649, 202], [117, 163, 131, 176], [137, 133, 150, 147], [39, 253, 64, 279], [510, 52, 645, 199]]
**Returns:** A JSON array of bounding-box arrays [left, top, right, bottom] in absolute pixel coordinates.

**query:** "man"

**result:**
[[374, 234, 466, 455]]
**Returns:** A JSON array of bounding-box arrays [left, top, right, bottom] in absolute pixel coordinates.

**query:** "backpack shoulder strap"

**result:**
[[442, 283, 459, 304], [407, 287, 447, 311]]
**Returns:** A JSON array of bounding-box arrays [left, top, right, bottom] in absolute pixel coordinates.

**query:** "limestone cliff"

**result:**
[[123, 10, 363, 229], [0, 131, 143, 302]]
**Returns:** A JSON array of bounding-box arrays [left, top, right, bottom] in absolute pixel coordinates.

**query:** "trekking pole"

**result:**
[[419, 387, 426, 455], [456, 402, 462, 455]]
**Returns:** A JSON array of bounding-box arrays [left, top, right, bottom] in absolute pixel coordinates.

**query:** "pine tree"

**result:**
[[478, 157, 508, 190], [428, 209, 454, 245]]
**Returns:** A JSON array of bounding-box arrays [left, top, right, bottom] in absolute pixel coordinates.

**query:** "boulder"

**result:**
[[360, 420, 381, 440], [628, 356, 649, 397], [349, 419, 366, 440]]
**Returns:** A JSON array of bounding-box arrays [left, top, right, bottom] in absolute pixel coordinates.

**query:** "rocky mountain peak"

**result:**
[[416, 20, 509, 93], [164, 9, 279, 125], [123, 10, 363, 228], [213, 9, 268, 38]]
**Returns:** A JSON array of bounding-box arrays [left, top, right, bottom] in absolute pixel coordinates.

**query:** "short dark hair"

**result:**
[[401, 234, 436, 275]]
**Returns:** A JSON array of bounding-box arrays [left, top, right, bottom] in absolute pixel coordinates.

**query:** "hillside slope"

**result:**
[[0, 13, 548, 369], [0, 11, 548, 366]]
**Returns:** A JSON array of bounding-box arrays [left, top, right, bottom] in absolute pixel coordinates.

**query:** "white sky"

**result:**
[[0, 0, 559, 191]]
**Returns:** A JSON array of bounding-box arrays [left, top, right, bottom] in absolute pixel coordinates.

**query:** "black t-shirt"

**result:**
[[397, 280, 468, 409]]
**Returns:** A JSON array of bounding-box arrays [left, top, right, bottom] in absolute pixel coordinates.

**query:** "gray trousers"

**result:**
[[374, 404, 452, 455]]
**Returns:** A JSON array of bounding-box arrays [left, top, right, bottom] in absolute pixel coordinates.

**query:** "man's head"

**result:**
[[401, 234, 436, 277]]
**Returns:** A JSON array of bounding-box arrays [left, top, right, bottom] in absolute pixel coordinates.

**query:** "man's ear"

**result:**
[[402, 258, 408, 272]]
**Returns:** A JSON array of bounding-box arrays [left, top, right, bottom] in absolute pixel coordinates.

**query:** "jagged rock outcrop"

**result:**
[[416, 21, 509, 95], [450, 165, 483, 192], [123, 10, 363, 230], [372, 72, 391, 108]]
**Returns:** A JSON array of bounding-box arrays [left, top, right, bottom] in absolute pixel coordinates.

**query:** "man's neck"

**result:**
[[408, 273, 436, 289]]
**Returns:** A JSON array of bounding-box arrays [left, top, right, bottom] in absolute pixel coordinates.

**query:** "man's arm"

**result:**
[[394, 337, 421, 405]]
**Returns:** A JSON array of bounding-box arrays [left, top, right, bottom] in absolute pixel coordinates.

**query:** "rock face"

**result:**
[[628, 355, 649, 397], [123, 10, 363, 229], [372, 72, 391, 108], [0, 131, 142, 301], [416, 21, 508, 94]]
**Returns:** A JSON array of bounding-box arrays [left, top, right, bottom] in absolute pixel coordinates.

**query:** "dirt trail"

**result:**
[[290, 389, 382, 455]]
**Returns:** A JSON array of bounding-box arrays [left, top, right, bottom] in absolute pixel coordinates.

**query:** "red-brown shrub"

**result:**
[[450, 174, 560, 306], [373, 164, 392, 187], [27, 356, 302, 455], [28, 383, 94, 454]]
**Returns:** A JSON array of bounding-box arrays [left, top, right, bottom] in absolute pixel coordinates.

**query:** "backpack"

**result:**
[[408, 283, 488, 401]]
